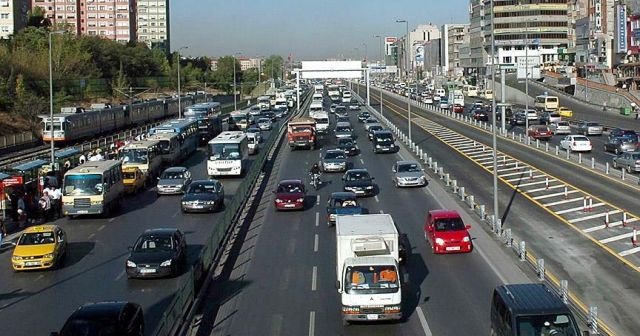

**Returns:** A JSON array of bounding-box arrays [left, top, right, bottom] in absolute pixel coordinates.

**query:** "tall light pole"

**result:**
[[374, 35, 384, 116], [176, 46, 188, 118], [490, 0, 500, 230], [49, 29, 65, 166], [397, 19, 411, 142]]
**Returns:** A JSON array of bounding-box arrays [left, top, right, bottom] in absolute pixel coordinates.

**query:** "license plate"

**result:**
[[25, 261, 40, 266], [140, 268, 156, 274], [77, 210, 89, 214], [284, 204, 295, 207], [366, 314, 379, 320], [193, 205, 204, 209], [355, 190, 365, 194], [446, 246, 461, 251]]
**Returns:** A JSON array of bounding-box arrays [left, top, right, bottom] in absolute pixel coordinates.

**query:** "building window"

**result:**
[[0, 13, 8, 19]]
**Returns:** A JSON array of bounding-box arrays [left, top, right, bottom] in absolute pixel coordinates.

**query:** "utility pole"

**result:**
[[374, 35, 384, 116], [397, 19, 411, 142], [490, 0, 500, 231]]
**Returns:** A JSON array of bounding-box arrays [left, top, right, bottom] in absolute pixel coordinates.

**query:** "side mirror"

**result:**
[[336, 280, 342, 293], [427, 226, 433, 232], [465, 225, 471, 230], [392, 168, 396, 173]]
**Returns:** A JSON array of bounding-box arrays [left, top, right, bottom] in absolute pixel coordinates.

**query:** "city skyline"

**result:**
[[170, 0, 468, 59]]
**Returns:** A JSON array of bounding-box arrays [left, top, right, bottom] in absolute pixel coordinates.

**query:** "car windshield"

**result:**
[[277, 183, 302, 193], [346, 172, 370, 181], [134, 235, 174, 252], [376, 133, 394, 142], [572, 136, 589, 142], [187, 183, 218, 194], [161, 171, 184, 179], [64, 174, 103, 196], [258, 119, 270, 123], [586, 122, 600, 127], [18, 231, 56, 245], [434, 217, 466, 231], [557, 122, 569, 126], [337, 117, 349, 123], [398, 163, 420, 173], [334, 197, 358, 207], [344, 265, 400, 294], [516, 314, 578, 336], [209, 143, 241, 160], [338, 139, 354, 146], [325, 151, 345, 160], [120, 148, 149, 164], [336, 126, 351, 132], [61, 318, 121, 336]]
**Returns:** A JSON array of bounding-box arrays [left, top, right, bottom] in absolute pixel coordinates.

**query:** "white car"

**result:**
[[549, 121, 571, 135], [560, 135, 592, 152], [422, 96, 433, 104], [439, 100, 450, 109], [257, 118, 272, 131]]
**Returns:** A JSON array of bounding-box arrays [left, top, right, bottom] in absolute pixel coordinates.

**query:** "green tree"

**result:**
[[241, 68, 259, 95], [262, 55, 284, 80], [212, 56, 241, 94], [26, 7, 51, 28]]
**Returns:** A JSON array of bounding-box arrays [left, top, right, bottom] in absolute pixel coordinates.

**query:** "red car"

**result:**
[[424, 209, 472, 254], [527, 125, 552, 140], [274, 179, 306, 210], [452, 104, 464, 113]]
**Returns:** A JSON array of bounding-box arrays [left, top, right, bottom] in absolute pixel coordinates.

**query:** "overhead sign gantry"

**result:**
[[293, 61, 370, 110]]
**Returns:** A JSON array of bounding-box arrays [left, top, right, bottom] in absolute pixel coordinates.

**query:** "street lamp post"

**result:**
[[177, 46, 188, 118], [396, 19, 411, 142], [374, 35, 384, 116], [490, 0, 500, 230], [49, 30, 65, 166]]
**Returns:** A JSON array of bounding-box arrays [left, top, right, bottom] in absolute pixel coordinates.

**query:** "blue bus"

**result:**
[[184, 102, 223, 145], [149, 118, 199, 161]]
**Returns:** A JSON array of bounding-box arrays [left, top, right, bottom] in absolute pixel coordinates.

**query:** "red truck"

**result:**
[[287, 117, 317, 150]]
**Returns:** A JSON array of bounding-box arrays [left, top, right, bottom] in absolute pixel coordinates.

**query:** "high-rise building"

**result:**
[[137, 0, 169, 53], [469, 0, 489, 77], [441, 24, 470, 77], [32, 0, 136, 42], [0, 0, 31, 39]]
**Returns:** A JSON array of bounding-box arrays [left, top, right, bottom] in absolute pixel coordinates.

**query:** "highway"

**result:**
[[352, 84, 640, 335], [0, 125, 276, 335], [191, 96, 551, 336]]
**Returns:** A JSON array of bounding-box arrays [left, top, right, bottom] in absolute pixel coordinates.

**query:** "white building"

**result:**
[[137, 0, 170, 53], [0, 0, 30, 39], [441, 24, 469, 77]]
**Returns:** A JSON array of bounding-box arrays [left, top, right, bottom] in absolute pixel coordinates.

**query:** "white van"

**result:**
[[310, 111, 329, 134], [342, 91, 352, 103], [309, 101, 323, 114], [435, 88, 446, 97]]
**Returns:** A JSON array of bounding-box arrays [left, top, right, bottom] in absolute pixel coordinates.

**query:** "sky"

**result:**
[[170, 0, 469, 60]]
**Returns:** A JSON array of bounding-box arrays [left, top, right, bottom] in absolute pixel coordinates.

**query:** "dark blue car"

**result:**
[[326, 192, 362, 227]]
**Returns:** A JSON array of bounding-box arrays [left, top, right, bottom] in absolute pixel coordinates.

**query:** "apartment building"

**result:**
[[441, 24, 470, 77], [137, 0, 169, 52], [31, 0, 80, 34], [0, 0, 31, 38], [468, 0, 489, 76]]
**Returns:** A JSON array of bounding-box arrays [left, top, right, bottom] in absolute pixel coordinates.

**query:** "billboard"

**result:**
[[300, 61, 363, 79], [517, 56, 541, 80], [414, 43, 424, 64], [385, 37, 397, 56], [616, 4, 628, 53], [369, 65, 398, 74]]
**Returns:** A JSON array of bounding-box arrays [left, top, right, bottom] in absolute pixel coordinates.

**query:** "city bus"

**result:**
[[184, 102, 223, 145], [463, 85, 478, 97], [119, 139, 162, 181], [146, 133, 181, 166], [207, 131, 249, 177], [185, 102, 222, 117], [149, 118, 199, 161], [61, 160, 124, 217], [535, 95, 560, 111], [258, 96, 271, 111], [228, 111, 250, 131]]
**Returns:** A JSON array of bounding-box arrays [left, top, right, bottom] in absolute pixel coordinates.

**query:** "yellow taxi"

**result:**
[[558, 107, 573, 118], [12, 225, 67, 271], [122, 166, 146, 194]]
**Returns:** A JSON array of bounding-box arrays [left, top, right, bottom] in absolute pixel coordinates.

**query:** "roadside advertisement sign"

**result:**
[[616, 4, 628, 53]]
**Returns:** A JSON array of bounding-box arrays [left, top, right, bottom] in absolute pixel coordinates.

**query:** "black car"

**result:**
[[342, 168, 375, 197], [336, 116, 350, 124], [471, 109, 489, 121], [367, 124, 384, 140], [52, 301, 144, 336], [126, 228, 187, 278], [261, 111, 277, 122], [181, 180, 225, 213], [337, 137, 358, 156], [335, 105, 347, 115], [357, 111, 371, 122]]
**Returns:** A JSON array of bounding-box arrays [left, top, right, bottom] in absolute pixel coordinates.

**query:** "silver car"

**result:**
[[612, 151, 640, 173], [576, 121, 603, 136], [257, 118, 272, 131], [321, 149, 348, 172], [549, 121, 571, 135], [157, 167, 192, 195], [392, 160, 427, 187]]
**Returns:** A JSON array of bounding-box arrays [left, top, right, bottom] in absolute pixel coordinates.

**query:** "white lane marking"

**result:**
[[374, 195, 380, 203], [416, 306, 434, 336], [517, 180, 554, 188], [97, 225, 106, 231], [308, 311, 316, 336], [315, 212, 319, 227], [620, 246, 640, 257], [584, 218, 638, 233], [316, 195, 320, 205], [171, 210, 180, 218], [34, 274, 44, 282], [532, 190, 580, 200], [88, 233, 95, 240], [568, 210, 621, 223], [600, 231, 638, 244], [311, 266, 317, 291], [359, 158, 365, 164], [114, 270, 126, 281], [108, 218, 116, 223], [555, 203, 605, 215], [543, 197, 585, 207], [526, 184, 566, 192], [314, 234, 319, 252]]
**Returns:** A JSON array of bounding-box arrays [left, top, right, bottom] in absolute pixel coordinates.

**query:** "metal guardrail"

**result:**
[[150, 92, 313, 336]]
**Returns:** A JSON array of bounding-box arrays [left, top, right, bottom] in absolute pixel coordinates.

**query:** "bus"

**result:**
[[146, 133, 181, 166], [463, 85, 478, 97], [149, 118, 199, 160], [62, 160, 124, 217], [258, 96, 271, 111], [185, 102, 222, 116], [119, 139, 162, 181], [184, 102, 223, 145], [228, 111, 250, 131], [207, 131, 249, 177], [535, 95, 559, 111]]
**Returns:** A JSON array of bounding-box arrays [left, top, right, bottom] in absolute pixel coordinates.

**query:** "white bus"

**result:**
[[448, 90, 465, 106], [207, 131, 249, 177], [463, 85, 478, 97], [535, 95, 559, 111], [119, 139, 162, 180], [62, 160, 124, 217], [258, 96, 271, 111]]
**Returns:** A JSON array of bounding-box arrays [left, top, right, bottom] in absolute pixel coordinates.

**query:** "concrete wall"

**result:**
[[493, 81, 534, 107], [541, 75, 634, 109]]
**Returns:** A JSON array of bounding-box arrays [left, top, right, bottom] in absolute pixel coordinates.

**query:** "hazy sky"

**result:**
[[171, 0, 468, 60]]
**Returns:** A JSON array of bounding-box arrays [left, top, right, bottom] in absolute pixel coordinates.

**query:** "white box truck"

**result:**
[[310, 111, 329, 134], [336, 214, 402, 324]]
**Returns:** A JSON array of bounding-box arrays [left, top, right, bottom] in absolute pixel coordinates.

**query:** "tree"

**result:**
[[241, 68, 259, 95], [262, 55, 284, 80], [212, 56, 241, 94], [26, 7, 51, 28]]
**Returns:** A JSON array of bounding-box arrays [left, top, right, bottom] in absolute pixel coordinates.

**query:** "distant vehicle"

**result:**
[[335, 105, 347, 115], [126, 228, 187, 278], [527, 125, 552, 140], [392, 160, 427, 187], [122, 166, 145, 195], [609, 128, 637, 139], [52, 302, 144, 336], [612, 151, 640, 173], [287, 117, 317, 150], [273, 179, 306, 211], [604, 135, 639, 154], [12, 225, 67, 271], [452, 104, 464, 113], [472, 109, 489, 122], [335, 122, 354, 139], [325, 192, 362, 226], [349, 99, 360, 111], [367, 124, 384, 140], [549, 121, 571, 135], [439, 99, 450, 109], [372, 130, 398, 153], [462, 85, 478, 97], [330, 104, 338, 113], [357, 111, 371, 122], [342, 168, 375, 197], [310, 111, 330, 134], [560, 135, 592, 152], [576, 121, 603, 136], [257, 117, 272, 131], [424, 209, 472, 254], [181, 179, 225, 213], [156, 167, 191, 195], [480, 89, 493, 100], [62, 160, 124, 217], [557, 106, 573, 118], [207, 131, 249, 177], [539, 111, 561, 125], [448, 89, 464, 106], [535, 95, 559, 111], [435, 88, 446, 97]]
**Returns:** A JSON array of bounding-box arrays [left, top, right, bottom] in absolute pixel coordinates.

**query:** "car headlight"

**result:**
[[296, 198, 304, 203], [160, 259, 172, 267], [127, 260, 137, 268], [275, 199, 283, 203], [366, 186, 374, 190], [206, 201, 216, 205], [463, 236, 470, 242], [376, 144, 382, 148], [384, 305, 401, 312], [12, 255, 22, 261], [435, 238, 445, 245], [43, 253, 54, 259], [181, 201, 188, 205]]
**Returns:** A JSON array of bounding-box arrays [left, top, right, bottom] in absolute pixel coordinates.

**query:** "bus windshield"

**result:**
[[63, 174, 103, 196], [209, 143, 241, 160], [120, 149, 149, 164]]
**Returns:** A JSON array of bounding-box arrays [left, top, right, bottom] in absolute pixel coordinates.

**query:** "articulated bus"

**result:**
[[535, 95, 560, 111], [463, 85, 478, 97], [119, 140, 162, 180], [207, 131, 249, 177], [62, 160, 124, 217], [149, 118, 199, 160]]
